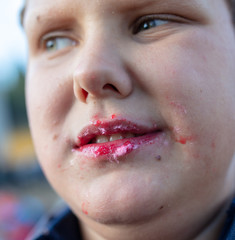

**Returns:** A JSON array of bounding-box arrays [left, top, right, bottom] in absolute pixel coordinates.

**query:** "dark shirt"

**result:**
[[219, 198, 235, 240], [29, 198, 235, 240], [28, 208, 82, 240]]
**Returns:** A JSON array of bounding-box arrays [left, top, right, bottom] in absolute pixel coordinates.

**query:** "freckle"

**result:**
[[155, 155, 162, 161], [36, 15, 41, 22], [53, 135, 58, 140]]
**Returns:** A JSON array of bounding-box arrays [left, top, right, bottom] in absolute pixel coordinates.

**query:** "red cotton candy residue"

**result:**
[[93, 120, 102, 126], [77, 134, 158, 163], [175, 136, 193, 144], [111, 114, 117, 119]]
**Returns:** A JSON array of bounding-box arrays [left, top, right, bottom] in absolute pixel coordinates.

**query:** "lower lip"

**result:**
[[73, 132, 164, 163]]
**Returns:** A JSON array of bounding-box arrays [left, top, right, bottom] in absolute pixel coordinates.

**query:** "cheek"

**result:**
[[26, 64, 74, 129], [26, 65, 75, 172], [144, 37, 235, 175]]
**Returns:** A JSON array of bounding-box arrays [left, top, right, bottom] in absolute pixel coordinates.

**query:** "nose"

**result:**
[[73, 37, 133, 103]]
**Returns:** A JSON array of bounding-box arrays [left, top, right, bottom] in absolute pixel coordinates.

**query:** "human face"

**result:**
[[25, 0, 235, 239]]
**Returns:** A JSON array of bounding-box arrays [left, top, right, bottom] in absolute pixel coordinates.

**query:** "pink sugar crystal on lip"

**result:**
[[74, 131, 165, 164], [111, 141, 134, 163]]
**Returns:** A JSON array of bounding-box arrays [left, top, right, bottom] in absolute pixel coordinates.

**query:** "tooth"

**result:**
[[124, 133, 135, 139], [96, 136, 109, 143], [109, 134, 124, 142]]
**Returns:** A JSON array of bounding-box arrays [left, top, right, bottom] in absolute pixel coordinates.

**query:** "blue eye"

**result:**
[[133, 17, 169, 35], [45, 37, 76, 52]]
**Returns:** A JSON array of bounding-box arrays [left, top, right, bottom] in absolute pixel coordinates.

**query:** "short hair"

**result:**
[[20, 5, 25, 27], [20, 0, 235, 27], [228, 0, 235, 24]]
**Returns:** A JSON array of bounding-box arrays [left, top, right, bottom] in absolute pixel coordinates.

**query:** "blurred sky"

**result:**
[[0, 0, 27, 91]]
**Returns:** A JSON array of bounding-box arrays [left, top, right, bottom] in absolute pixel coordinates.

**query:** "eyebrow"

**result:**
[[23, 0, 206, 29], [20, 5, 26, 27], [21, 0, 156, 28]]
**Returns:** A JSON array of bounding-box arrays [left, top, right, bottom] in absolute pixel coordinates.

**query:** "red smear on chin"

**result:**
[[82, 202, 88, 215]]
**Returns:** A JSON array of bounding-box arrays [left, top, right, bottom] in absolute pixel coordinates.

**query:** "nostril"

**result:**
[[103, 84, 119, 92], [82, 89, 88, 100]]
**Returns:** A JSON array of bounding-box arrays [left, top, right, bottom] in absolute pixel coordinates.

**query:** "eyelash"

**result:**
[[132, 14, 184, 35], [38, 14, 186, 54], [41, 34, 77, 53]]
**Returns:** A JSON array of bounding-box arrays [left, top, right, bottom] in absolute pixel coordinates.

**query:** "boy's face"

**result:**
[[25, 0, 235, 238]]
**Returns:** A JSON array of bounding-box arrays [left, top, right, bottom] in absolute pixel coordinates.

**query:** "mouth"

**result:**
[[72, 119, 165, 162]]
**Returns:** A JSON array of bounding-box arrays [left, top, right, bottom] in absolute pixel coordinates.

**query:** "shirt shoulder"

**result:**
[[219, 198, 235, 240], [26, 202, 82, 240]]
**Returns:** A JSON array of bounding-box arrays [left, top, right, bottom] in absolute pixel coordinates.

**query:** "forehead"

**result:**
[[25, 0, 210, 14], [23, 0, 232, 34], [23, 0, 214, 25]]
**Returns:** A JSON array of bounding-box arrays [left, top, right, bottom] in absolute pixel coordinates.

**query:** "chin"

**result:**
[[69, 174, 168, 225], [77, 198, 163, 225]]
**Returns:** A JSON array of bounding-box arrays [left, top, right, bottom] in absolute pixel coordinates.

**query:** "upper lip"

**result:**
[[74, 119, 161, 148]]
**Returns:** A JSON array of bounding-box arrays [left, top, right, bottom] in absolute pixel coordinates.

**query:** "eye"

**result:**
[[133, 16, 169, 35], [43, 36, 77, 52]]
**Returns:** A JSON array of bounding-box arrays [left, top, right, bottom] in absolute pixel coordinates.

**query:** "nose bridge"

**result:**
[[73, 24, 133, 102], [81, 28, 117, 75]]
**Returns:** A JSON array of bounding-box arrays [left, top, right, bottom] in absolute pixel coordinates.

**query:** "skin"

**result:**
[[24, 0, 235, 239]]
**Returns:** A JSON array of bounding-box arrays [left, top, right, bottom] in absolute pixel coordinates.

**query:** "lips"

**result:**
[[72, 119, 164, 162]]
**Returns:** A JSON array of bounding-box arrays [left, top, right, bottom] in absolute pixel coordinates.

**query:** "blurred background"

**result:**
[[0, 1, 58, 239]]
